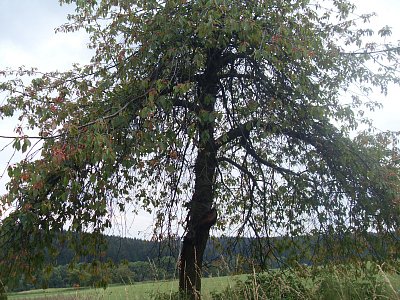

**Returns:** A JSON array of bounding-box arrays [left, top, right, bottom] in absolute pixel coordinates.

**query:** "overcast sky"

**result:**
[[0, 0, 399, 238]]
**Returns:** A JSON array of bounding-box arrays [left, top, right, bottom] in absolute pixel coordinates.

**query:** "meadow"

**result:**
[[7, 275, 242, 300], [7, 265, 400, 300]]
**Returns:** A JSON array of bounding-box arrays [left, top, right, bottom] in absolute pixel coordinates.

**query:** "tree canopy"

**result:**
[[1, 0, 400, 298]]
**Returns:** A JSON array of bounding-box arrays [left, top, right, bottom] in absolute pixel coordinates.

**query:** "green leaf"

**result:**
[[21, 138, 31, 153], [13, 138, 21, 151]]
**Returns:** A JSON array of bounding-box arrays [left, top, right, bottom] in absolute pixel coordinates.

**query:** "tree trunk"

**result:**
[[179, 147, 217, 299], [178, 50, 220, 299]]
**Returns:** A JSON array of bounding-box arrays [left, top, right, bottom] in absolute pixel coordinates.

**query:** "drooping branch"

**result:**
[[171, 98, 199, 112], [215, 120, 260, 149], [217, 156, 258, 183], [340, 46, 400, 55], [216, 119, 299, 176], [242, 142, 300, 176]]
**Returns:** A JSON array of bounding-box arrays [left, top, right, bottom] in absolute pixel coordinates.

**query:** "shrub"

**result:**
[[211, 270, 312, 300], [315, 264, 394, 300], [210, 263, 399, 300]]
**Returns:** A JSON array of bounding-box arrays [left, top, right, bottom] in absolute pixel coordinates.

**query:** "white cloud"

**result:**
[[0, 40, 33, 68], [34, 31, 92, 71], [0, 0, 91, 71]]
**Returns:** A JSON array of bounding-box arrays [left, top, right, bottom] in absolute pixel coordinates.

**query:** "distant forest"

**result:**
[[54, 234, 258, 266], [11, 232, 363, 292], [11, 234, 269, 291]]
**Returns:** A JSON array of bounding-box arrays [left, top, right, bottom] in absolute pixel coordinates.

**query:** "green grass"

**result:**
[[7, 275, 246, 300], [7, 269, 400, 300]]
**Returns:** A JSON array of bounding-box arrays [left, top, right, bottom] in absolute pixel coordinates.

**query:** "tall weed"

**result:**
[[210, 262, 399, 300], [211, 269, 312, 300]]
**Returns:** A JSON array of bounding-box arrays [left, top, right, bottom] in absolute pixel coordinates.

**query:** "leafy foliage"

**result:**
[[1, 0, 400, 294], [211, 271, 311, 300], [210, 263, 399, 300]]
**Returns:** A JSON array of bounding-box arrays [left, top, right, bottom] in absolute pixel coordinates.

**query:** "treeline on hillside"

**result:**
[[55, 235, 172, 265], [11, 258, 177, 292], [10, 234, 270, 292], [9, 232, 390, 292], [54, 234, 269, 268], [12, 254, 236, 292]]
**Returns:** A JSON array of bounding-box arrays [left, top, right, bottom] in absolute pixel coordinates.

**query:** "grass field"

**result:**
[[7, 269, 400, 300], [7, 275, 245, 300]]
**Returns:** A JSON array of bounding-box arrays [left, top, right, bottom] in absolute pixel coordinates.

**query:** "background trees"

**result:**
[[1, 0, 400, 299]]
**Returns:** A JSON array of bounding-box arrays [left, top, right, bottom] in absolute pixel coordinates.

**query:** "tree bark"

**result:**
[[178, 49, 220, 299], [179, 147, 217, 299]]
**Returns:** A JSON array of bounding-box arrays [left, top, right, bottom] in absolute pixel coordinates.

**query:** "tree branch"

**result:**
[[340, 46, 400, 55], [217, 156, 257, 182], [215, 120, 260, 150], [243, 143, 299, 176], [171, 98, 199, 111]]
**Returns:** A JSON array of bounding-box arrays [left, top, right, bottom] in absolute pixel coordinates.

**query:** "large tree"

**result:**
[[1, 0, 400, 298]]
